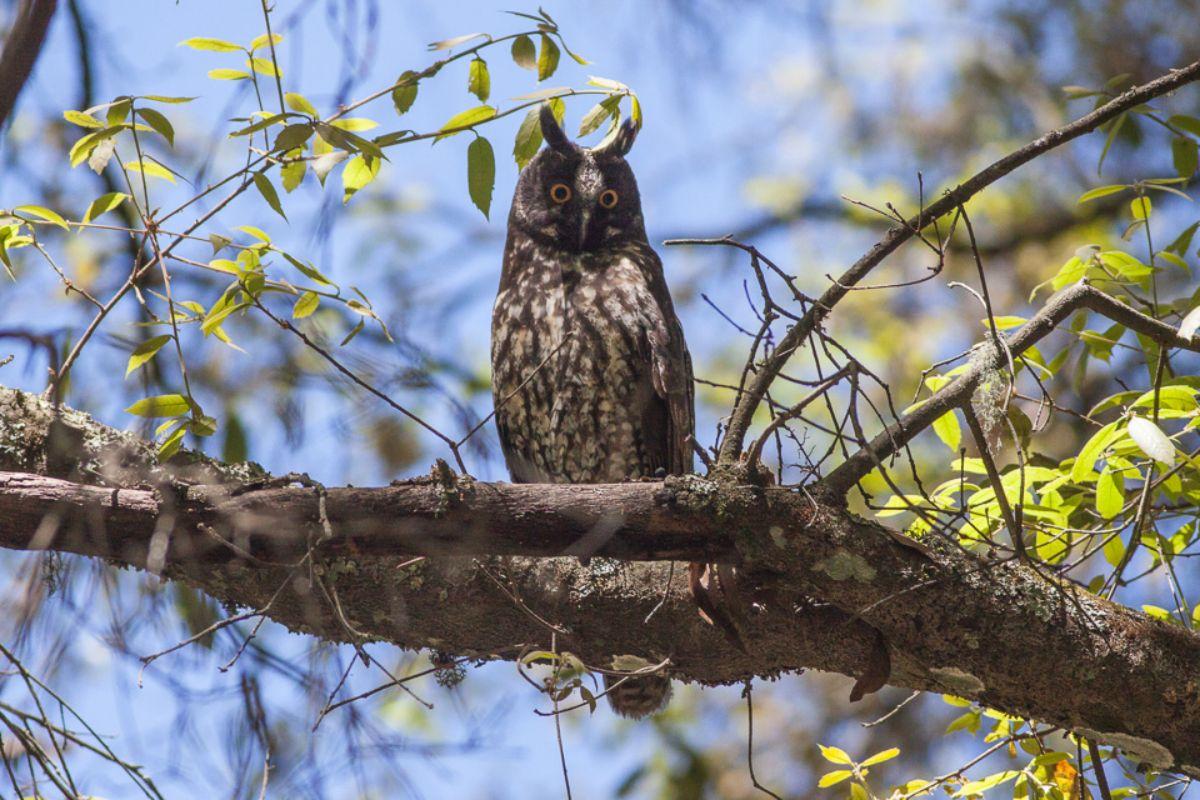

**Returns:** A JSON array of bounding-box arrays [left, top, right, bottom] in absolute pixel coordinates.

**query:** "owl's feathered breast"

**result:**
[[491, 232, 693, 483]]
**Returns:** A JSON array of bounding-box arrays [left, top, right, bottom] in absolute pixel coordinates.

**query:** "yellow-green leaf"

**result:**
[[513, 106, 543, 168], [437, 105, 497, 138], [818, 744, 853, 765], [123, 159, 176, 183], [342, 154, 380, 203], [537, 34, 560, 81], [179, 37, 242, 52], [1095, 467, 1125, 519], [125, 335, 172, 377], [1077, 185, 1125, 204], [932, 410, 962, 452], [860, 747, 900, 767], [330, 117, 378, 132], [284, 92, 318, 117], [818, 770, 853, 788], [1130, 195, 1152, 221], [126, 394, 192, 418], [249, 32, 283, 52], [293, 291, 319, 319], [208, 68, 251, 81], [83, 192, 129, 223], [63, 110, 103, 128], [468, 58, 490, 102], [136, 107, 175, 146], [15, 205, 68, 230], [245, 57, 281, 77]]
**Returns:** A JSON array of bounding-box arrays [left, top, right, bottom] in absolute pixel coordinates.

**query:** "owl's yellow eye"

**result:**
[[599, 189, 619, 209], [549, 183, 572, 204]]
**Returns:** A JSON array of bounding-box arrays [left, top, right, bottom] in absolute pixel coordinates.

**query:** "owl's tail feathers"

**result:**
[[603, 673, 672, 719]]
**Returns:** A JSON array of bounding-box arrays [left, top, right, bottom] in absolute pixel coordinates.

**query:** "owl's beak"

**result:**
[[577, 209, 592, 251]]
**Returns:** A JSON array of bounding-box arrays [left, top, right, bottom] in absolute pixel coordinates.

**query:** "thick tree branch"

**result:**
[[0, 0, 57, 129], [0, 385, 1199, 770], [715, 58, 1200, 464]]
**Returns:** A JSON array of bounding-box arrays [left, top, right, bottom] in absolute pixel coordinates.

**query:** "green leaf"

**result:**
[[1077, 184, 1126, 204], [1071, 420, 1122, 481], [932, 410, 962, 452], [1095, 467, 1125, 519], [274, 123, 314, 152], [280, 149, 306, 193], [468, 58, 490, 102], [391, 72, 419, 115], [253, 173, 287, 220], [342, 154, 381, 203], [1130, 196, 1152, 221], [237, 225, 271, 243], [223, 413, 248, 462], [818, 770, 853, 788], [511, 34, 537, 69], [578, 95, 621, 137], [15, 205, 68, 230], [126, 394, 192, 418], [136, 107, 175, 146], [141, 95, 196, 104], [157, 425, 187, 461], [230, 113, 287, 137], [293, 291, 319, 319], [208, 68, 251, 81], [82, 192, 129, 223], [437, 105, 497, 139], [818, 744, 853, 765], [1169, 114, 1200, 137], [63, 110, 103, 128], [952, 771, 1020, 797], [284, 92, 318, 117], [330, 117, 379, 132], [513, 106, 543, 168], [179, 37, 242, 52], [537, 34, 560, 81], [1097, 112, 1126, 175], [282, 252, 335, 286], [123, 159, 176, 183], [1173, 137, 1199, 178], [125, 335, 172, 376], [105, 98, 131, 125], [467, 136, 495, 219], [245, 57, 281, 77], [1167, 221, 1199, 255]]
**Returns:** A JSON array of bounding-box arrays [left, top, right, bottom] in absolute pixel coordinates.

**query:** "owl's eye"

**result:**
[[549, 183, 572, 204], [599, 189, 619, 209]]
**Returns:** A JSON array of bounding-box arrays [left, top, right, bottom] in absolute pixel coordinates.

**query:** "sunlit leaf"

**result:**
[[511, 34, 536, 70], [125, 335, 172, 377], [537, 34, 560, 81], [208, 68, 251, 81], [468, 58, 491, 102], [179, 37, 242, 52], [293, 291, 319, 319], [285, 92, 318, 117], [126, 394, 193, 418], [82, 192, 129, 223], [15, 205, 68, 230], [1128, 416, 1175, 465], [253, 173, 287, 220]]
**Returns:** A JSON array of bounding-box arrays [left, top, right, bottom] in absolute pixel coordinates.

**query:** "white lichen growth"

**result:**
[[968, 340, 1008, 453], [1076, 728, 1174, 768], [929, 666, 985, 696]]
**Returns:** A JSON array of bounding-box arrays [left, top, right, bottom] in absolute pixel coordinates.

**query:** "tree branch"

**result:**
[[0, 0, 58, 129], [819, 282, 1200, 495], [1, 385, 1199, 770], [712, 58, 1200, 464]]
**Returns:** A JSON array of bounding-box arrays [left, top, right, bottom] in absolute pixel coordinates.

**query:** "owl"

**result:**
[[490, 105, 694, 718]]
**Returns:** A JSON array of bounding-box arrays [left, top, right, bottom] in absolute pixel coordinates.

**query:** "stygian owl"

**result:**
[[490, 105, 694, 718]]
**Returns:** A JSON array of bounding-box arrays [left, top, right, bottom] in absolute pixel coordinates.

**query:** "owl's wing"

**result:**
[[639, 246, 695, 476]]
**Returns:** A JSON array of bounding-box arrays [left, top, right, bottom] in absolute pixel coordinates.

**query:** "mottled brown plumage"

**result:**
[[490, 106, 692, 718]]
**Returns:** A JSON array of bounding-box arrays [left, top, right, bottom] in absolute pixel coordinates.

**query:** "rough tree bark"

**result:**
[[0, 385, 1198, 773]]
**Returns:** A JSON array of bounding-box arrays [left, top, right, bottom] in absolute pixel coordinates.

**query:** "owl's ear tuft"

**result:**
[[593, 116, 639, 157], [539, 103, 576, 155]]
